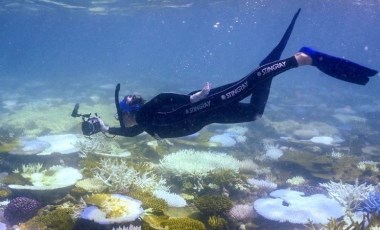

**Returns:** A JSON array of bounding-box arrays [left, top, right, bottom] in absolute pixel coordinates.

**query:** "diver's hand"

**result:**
[[190, 82, 211, 103], [97, 117, 109, 132]]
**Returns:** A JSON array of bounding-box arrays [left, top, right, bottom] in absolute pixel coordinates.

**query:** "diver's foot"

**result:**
[[295, 52, 312, 66]]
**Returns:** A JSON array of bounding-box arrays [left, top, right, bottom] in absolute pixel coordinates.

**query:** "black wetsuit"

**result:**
[[108, 9, 301, 139]]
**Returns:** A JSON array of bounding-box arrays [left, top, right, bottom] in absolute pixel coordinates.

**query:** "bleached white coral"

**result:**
[[239, 159, 259, 173], [356, 161, 379, 173], [319, 179, 376, 210], [75, 178, 107, 193], [112, 225, 141, 230], [247, 178, 277, 191], [0, 200, 10, 212], [159, 149, 240, 178], [9, 165, 82, 190], [76, 133, 130, 157], [94, 158, 168, 192], [264, 143, 284, 160], [153, 190, 187, 207], [286, 176, 306, 185], [330, 149, 344, 159], [81, 194, 144, 224], [13, 163, 43, 174]]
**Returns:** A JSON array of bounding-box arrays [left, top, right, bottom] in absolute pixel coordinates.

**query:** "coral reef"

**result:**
[[159, 149, 240, 178], [357, 161, 379, 173], [0, 173, 32, 186], [76, 133, 130, 157], [356, 192, 380, 215], [4, 197, 41, 225], [112, 225, 141, 230], [129, 188, 168, 211], [75, 178, 107, 193], [253, 189, 345, 224], [160, 217, 205, 230], [94, 158, 168, 193], [228, 203, 255, 221], [2, 103, 116, 137], [320, 179, 376, 211], [9, 164, 83, 189], [82, 194, 144, 224], [208, 215, 227, 230], [152, 190, 187, 208], [291, 185, 328, 196], [19, 206, 76, 230], [0, 187, 11, 200], [203, 125, 248, 147], [247, 178, 277, 191], [286, 176, 306, 185], [2, 104, 79, 137], [194, 195, 233, 215], [263, 142, 284, 160], [280, 150, 362, 180], [205, 169, 248, 192]]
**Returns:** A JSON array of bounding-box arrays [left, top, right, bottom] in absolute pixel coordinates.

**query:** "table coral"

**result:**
[[82, 194, 144, 224], [9, 164, 83, 190], [253, 189, 344, 224]]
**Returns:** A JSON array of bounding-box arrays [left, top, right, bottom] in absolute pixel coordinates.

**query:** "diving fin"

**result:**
[[299, 47, 378, 85], [260, 8, 301, 65]]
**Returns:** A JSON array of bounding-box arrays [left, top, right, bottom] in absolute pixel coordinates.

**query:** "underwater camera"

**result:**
[[71, 103, 102, 136]]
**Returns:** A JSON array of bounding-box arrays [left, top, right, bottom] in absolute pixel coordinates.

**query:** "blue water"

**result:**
[[1, 1, 379, 95], [0, 0, 380, 229]]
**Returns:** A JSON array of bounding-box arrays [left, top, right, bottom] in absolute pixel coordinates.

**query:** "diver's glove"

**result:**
[[81, 117, 109, 136]]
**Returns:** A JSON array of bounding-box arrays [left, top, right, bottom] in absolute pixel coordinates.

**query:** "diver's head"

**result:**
[[119, 94, 145, 115]]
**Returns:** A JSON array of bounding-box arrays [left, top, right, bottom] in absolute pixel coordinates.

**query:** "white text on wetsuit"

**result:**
[[261, 61, 286, 76], [186, 100, 211, 114], [222, 81, 248, 100]]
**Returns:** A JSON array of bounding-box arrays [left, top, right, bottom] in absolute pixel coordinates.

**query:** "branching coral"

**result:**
[[76, 133, 130, 157], [208, 215, 227, 230], [320, 179, 376, 211], [94, 158, 168, 193]]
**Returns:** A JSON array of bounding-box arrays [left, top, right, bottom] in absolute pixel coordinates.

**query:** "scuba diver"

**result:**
[[74, 9, 377, 139]]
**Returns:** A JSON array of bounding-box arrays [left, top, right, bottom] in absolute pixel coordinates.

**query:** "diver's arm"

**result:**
[[107, 126, 145, 137], [97, 117, 144, 137]]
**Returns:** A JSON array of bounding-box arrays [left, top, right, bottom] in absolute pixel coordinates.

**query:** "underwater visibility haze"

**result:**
[[0, 0, 380, 229]]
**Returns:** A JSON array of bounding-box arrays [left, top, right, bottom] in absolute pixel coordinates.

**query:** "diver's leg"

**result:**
[[142, 93, 190, 112], [199, 103, 262, 124], [248, 8, 301, 116]]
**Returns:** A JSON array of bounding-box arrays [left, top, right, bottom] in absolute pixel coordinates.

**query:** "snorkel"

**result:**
[[115, 84, 145, 128]]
